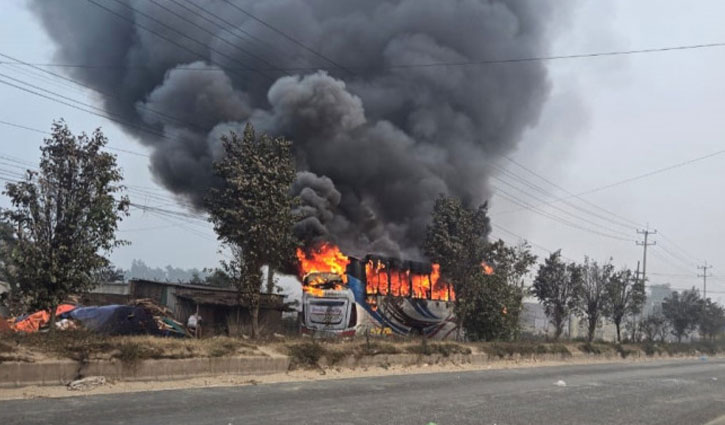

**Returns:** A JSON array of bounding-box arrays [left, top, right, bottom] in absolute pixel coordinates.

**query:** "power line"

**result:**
[[498, 156, 642, 229], [5, 40, 725, 72], [85, 0, 273, 83], [0, 52, 207, 133], [500, 147, 725, 218], [491, 176, 633, 239], [147, 0, 286, 76], [493, 189, 634, 242], [490, 163, 635, 233], [219, 0, 353, 76], [0, 119, 150, 158]]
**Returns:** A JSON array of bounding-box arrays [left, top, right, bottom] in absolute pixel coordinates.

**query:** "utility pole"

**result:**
[[697, 262, 713, 298], [636, 228, 657, 288]]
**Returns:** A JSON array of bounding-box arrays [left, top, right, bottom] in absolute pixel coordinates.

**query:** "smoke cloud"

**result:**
[[29, 0, 568, 258]]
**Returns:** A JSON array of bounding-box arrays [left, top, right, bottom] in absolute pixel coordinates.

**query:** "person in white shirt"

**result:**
[[187, 312, 202, 338]]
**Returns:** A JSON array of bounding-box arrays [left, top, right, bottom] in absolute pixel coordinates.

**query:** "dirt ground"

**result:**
[[0, 352, 696, 401]]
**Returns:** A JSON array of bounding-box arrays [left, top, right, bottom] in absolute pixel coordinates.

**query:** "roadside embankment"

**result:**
[[1, 333, 723, 393]]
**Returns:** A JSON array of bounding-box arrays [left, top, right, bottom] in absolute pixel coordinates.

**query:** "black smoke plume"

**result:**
[[29, 0, 567, 258]]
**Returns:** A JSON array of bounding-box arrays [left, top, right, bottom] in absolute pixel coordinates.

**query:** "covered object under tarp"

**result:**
[[64, 305, 160, 336]]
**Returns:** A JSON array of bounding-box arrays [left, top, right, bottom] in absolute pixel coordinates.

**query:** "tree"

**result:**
[[661, 288, 702, 343], [531, 251, 582, 340], [424, 195, 490, 338], [424, 196, 490, 288], [641, 312, 668, 342], [207, 124, 297, 338], [3, 121, 129, 327], [0, 219, 18, 291], [698, 298, 724, 341], [92, 264, 125, 283], [457, 271, 523, 341], [603, 268, 645, 343], [484, 239, 537, 288], [576, 258, 612, 342]]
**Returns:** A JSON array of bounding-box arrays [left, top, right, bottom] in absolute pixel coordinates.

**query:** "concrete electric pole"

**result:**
[[636, 228, 657, 288], [697, 262, 713, 298]]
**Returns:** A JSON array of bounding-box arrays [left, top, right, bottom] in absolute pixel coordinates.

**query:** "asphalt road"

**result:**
[[3, 359, 725, 425]]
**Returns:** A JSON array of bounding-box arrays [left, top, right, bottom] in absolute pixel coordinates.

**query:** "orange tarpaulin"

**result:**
[[11, 304, 76, 333]]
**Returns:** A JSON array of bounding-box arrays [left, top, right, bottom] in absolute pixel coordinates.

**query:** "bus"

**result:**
[[300, 255, 458, 339]]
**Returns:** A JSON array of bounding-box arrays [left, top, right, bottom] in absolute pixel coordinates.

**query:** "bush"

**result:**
[[287, 342, 326, 368]]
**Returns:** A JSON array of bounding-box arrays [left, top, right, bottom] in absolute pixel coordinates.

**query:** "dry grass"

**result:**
[[0, 331, 262, 365]]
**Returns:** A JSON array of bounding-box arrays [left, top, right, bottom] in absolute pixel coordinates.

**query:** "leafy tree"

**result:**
[[424, 195, 490, 338], [203, 268, 233, 288], [207, 124, 297, 338], [576, 258, 612, 342], [3, 121, 129, 327], [531, 251, 582, 340], [661, 288, 702, 343], [457, 271, 523, 341], [0, 219, 18, 291], [641, 312, 668, 342], [603, 268, 645, 343], [698, 298, 725, 341], [92, 264, 125, 283], [484, 239, 537, 288], [424, 196, 490, 288]]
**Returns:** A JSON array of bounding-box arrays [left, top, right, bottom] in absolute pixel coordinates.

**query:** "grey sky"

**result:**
[[1, 0, 724, 302]]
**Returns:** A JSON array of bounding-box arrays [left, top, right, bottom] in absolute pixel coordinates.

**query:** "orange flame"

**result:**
[[365, 260, 454, 302], [481, 261, 494, 275], [296, 242, 350, 283]]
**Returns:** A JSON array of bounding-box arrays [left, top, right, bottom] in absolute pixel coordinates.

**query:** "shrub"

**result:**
[[287, 342, 326, 368]]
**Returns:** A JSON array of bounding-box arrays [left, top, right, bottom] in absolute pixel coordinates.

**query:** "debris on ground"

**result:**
[[4, 298, 190, 337], [67, 376, 106, 391], [554, 380, 567, 387]]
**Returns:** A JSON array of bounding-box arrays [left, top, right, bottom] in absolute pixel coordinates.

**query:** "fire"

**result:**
[[482, 261, 494, 275], [296, 242, 350, 283], [365, 260, 455, 302]]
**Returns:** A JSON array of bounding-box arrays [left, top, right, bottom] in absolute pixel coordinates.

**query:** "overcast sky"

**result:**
[[1, 0, 724, 302]]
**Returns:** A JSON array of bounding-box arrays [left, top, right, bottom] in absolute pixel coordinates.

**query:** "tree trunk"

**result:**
[[615, 321, 621, 343], [48, 303, 58, 334], [266, 267, 275, 294], [587, 317, 597, 343], [553, 316, 563, 341], [251, 300, 260, 339]]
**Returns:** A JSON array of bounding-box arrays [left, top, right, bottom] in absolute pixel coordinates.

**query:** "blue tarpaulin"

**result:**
[[68, 305, 160, 335]]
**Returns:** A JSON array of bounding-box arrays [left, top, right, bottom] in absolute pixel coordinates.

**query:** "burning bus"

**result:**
[[296, 243, 458, 339]]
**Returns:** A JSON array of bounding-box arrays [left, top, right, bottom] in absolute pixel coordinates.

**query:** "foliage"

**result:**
[[531, 251, 582, 340], [576, 258, 613, 342], [92, 263, 125, 283], [698, 298, 725, 340], [3, 121, 129, 323], [207, 124, 297, 338], [483, 239, 537, 287], [203, 268, 233, 288], [603, 268, 645, 343], [641, 312, 668, 342], [0, 219, 17, 291], [457, 271, 524, 341], [661, 288, 703, 343], [424, 195, 490, 292], [125, 259, 207, 283]]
